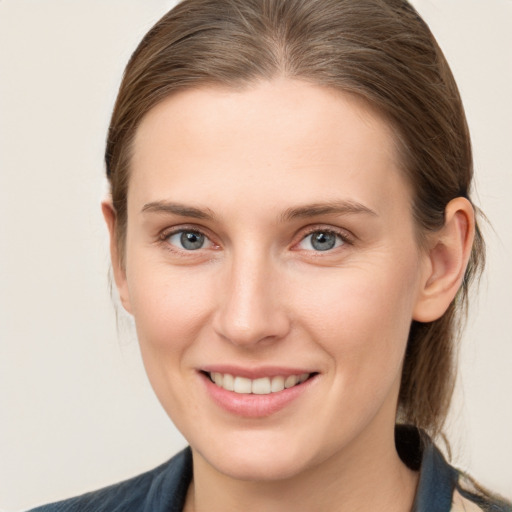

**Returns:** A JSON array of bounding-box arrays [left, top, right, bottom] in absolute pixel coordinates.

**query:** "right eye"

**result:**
[[166, 230, 214, 251]]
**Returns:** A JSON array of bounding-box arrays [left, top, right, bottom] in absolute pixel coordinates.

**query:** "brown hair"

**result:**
[[105, 0, 485, 437]]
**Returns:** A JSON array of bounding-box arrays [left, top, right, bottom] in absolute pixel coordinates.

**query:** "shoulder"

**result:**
[[453, 473, 512, 512], [451, 490, 490, 512], [28, 447, 192, 512], [396, 425, 511, 512]]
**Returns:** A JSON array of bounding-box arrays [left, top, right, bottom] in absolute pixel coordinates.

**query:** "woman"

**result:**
[[28, 0, 511, 510]]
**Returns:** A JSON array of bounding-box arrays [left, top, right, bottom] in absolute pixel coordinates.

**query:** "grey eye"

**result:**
[[299, 231, 343, 251], [167, 230, 208, 250]]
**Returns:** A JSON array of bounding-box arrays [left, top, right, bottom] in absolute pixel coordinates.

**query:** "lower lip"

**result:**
[[201, 373, 316, 418]]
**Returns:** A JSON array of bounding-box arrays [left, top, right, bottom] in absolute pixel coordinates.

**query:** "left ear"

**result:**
[[413, 197, 475, 322]]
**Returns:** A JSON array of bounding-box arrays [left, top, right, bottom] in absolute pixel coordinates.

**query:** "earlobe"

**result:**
[[413, 197, 475, 322], [101, 201, 132, 314]]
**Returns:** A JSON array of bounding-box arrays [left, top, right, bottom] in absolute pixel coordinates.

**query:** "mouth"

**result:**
[[200, 368, 318, 417], [203, 371, 315, 395]]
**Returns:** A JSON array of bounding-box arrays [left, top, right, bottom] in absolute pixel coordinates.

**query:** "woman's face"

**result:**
[[116, 80, 431, 480]]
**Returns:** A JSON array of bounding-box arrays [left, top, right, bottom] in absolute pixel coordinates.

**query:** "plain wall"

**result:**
[[0, 0, 511, 509]]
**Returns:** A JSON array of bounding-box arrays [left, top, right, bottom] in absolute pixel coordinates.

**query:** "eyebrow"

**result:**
[[280, 200, 377, 221], [141, 199, 377, 222], [141, 201, 216, 221]]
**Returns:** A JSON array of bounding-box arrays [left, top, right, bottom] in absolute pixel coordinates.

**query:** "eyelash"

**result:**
[[158, 225, 354, 255]]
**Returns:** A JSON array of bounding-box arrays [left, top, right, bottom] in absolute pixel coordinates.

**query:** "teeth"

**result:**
[[234, 376, 252, 394], [223, 373, 234, 391], [209, 372, 311, 395], [271, 375, 285, 392], [284, 375, 298, 388], [212, 372, 223, 386]]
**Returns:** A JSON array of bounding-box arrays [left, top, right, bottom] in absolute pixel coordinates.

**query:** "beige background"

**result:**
[[0, 1, 511, 509]]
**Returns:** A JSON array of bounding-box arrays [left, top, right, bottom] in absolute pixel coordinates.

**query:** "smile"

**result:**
[[208, 372, 310, 395]]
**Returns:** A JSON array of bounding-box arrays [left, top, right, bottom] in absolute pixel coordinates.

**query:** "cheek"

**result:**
[[297, 267, 419, 432], [293, 257, 421, 378], [126, 261, 216, 355], [124, 261, 218, 426]]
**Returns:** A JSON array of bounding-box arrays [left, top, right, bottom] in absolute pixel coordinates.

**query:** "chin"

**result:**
[[193, 432, 323, 482], [213, 453, 307, 482]]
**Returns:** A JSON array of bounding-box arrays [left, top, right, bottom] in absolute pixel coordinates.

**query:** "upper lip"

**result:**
[[200, 365, 316, 379]]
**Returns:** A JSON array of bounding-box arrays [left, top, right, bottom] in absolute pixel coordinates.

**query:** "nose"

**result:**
[[213, 252, 291, 347]]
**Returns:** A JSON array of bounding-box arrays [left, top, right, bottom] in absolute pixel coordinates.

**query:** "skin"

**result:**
[[104, 79, 474, 512]]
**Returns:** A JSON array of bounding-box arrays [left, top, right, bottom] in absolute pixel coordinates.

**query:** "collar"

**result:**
[[396, 425, 459, 512]]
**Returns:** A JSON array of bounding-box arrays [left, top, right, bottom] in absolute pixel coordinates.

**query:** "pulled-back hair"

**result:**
[[105, 0, 485, 437]]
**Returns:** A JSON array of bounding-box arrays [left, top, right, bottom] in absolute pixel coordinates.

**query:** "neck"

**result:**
[[185, 421, 419, 512]]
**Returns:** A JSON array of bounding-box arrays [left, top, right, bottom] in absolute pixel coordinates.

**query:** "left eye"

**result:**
[[166, 230, 212, 251], [298, 231, 345, 252]]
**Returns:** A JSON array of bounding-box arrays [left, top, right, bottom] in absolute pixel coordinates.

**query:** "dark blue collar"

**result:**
[[409, 431, 459, 511]]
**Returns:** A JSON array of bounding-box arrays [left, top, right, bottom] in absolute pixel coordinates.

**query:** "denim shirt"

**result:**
[[29, 426, 511, 512]]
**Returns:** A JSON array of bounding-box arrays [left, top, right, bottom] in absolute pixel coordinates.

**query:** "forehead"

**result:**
[[129, 79, 410, 219]]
